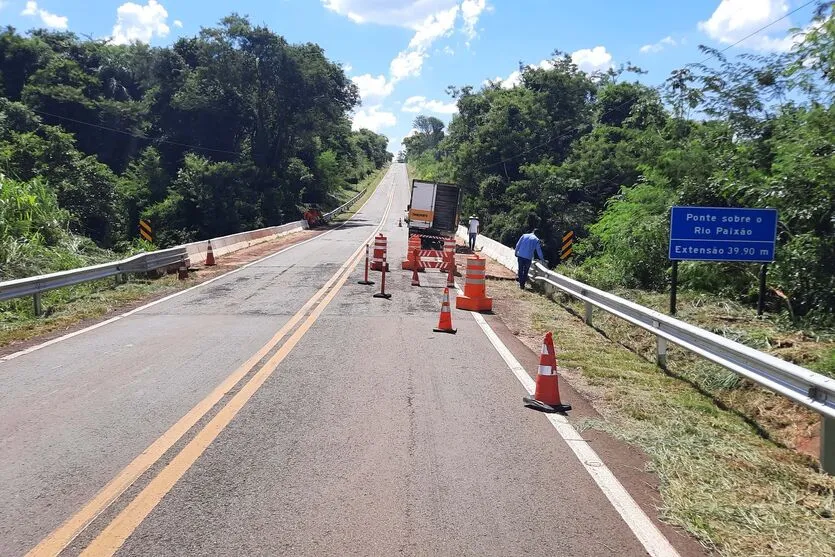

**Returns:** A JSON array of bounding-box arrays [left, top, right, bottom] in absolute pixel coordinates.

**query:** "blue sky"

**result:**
[[0, 1, 819, 152]]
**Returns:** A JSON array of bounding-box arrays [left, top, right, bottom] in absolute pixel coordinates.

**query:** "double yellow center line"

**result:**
[[28, 177, 395, 557]]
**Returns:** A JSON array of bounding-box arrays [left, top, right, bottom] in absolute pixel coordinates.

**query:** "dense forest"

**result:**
[[407, 5, 835, 323], [0, 15, 390, 280]]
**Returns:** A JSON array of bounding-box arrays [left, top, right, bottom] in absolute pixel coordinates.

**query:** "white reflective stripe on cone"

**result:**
[[538, 365, 554, 376], [466, 278, 486, 285]]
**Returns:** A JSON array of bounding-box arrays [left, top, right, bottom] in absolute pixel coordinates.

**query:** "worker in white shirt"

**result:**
[[467, 215, 479, 251]]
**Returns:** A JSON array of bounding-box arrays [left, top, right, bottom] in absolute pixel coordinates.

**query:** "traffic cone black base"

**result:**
[[522, 395, 571, 413], [358, 279, 375, 285], [523, 332, 570, 413], [373, 292, 392, 299], [433, 327, 457, 334]]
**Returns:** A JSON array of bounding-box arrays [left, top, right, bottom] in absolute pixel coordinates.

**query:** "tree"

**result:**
[[404, 115, 446, 160], [0, 16, 391, 257]]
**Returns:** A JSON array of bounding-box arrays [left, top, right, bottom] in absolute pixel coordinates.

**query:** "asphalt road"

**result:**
[[0, 164, 696, 556]]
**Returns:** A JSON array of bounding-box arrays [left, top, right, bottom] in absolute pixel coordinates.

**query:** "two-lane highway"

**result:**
[[1, 164, 696, 556]]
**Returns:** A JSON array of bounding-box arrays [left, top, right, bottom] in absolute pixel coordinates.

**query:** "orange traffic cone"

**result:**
[[411, 249, 421, 286], [433, 287, 457, 334], [205, 240, 216, 266], [523, 332, 571, 413]]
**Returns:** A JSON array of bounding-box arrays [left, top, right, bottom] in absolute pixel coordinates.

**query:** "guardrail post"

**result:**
[[822, 416, 835, 475], [33, 292, 43, 317], [584, 301, 593, 325], [656, 336, 668, 368], [653, 320, 667, 368]]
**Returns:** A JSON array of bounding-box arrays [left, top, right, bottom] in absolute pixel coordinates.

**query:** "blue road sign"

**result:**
[[669, 207, 778, 263]]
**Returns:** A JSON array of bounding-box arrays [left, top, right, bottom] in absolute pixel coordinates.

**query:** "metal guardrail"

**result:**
[[1, 209, 321, 318], [323, 188, 365, 222], [528, 261, 835, 472], [0, 246, 188, 316]]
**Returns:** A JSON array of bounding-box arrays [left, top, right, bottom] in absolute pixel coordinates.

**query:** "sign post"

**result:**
[[668, 207, 778, 315]]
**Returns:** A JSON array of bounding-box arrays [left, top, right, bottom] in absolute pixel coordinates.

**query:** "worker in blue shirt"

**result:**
[[515, 228, 545, 289]]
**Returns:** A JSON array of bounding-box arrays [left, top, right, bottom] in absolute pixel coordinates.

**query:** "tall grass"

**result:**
[[0, 173, 115, 281]]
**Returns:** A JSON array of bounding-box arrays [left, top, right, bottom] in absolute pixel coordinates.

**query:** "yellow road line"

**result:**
[[27, 174, 395, 557], [82, 185, 394, 555], [81, 245, 361, 556]]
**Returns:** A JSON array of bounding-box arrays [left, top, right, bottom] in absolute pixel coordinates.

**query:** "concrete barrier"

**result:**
[[184, 220, 309, 265], [456, 225, 518, 272]]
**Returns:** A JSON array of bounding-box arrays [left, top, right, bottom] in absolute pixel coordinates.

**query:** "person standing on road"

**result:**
[[515, 228, 544, 290], [467, 215, 480, 251]]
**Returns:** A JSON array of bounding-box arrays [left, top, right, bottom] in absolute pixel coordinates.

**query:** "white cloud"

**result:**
[[173, 19, 183, 28], [352, 73, 395, 103], [408, 6, 458, 50], [328, 2, 490, 101], [461, 0, 487, 43], [389, 6, 458, 83], [484, 69, 522, 89], [323, 0, 460, 29], [640, 35, 677, 54], [111, 0, 170, 45], [20, 1, 68, 29], [352, 105, 397, 131], [402, 96, 458, 114], [570, 46, 613, 73], [487, 47, 614, 89], [390, 50, 426, 81], [442, 46, 455, 56], [343, 63, 353, 72], [698, 0, 798, 52], [38, 10, 67, 29]]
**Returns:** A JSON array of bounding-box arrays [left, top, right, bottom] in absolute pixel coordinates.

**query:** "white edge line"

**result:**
[[456, 285, 681, 557], [1, 172, 393, 364]]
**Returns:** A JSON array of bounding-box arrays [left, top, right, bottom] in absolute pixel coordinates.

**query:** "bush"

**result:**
[[577, 177, 675, 291]]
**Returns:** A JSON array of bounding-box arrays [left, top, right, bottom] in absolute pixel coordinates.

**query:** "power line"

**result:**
[[29, 108, 242, 156], [695, 0, 817, 65], [473, 0, 819, 174]]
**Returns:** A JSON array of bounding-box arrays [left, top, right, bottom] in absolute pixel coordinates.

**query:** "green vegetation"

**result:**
[[0, 274, 184, 349], [0, 16, 391, 283], [490, 279, 835, 556], [331, 166, 387, 223], [407, 4, 835, 324]]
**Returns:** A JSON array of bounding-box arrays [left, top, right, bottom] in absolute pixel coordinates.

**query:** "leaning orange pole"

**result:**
[[358, 243, 374, 285], [411, 249, 421, 286], [373, 254, 392, 299]]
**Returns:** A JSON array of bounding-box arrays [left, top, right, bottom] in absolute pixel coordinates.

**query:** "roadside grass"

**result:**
[[331, 167, 387, 223], [605, 287, 835, 378], [0, 274, 186, 349], [550, 286, 834, 453], [490, 279, 835, 556]]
